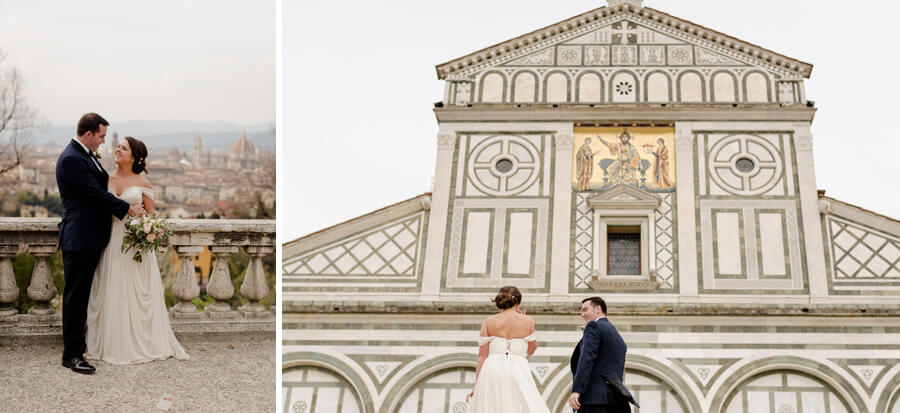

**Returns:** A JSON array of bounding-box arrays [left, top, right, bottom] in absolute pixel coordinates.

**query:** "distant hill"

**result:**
[[30, 120, 275, 149]]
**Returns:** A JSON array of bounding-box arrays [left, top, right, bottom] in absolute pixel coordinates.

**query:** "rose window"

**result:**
[[708, 134, 783, 196], [467, 135, 541, 196], [560, 49, 579, 64], [615, 81, 633, 96]]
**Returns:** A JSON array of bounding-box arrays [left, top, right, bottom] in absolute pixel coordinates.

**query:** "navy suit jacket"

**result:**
[[570, 318, 627, 406], [56, 140, 130, 251]]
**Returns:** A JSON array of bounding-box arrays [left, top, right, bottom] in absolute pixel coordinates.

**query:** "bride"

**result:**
[[467, 286, 549, 413], [85, 136, 189, 364]]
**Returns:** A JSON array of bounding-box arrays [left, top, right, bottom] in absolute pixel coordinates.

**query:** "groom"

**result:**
[[56, 113, 144, 374], [568, 297, 630, 413]]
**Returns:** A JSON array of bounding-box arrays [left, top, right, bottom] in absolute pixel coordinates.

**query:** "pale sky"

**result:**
[[0, 1, 275, 126], [283, 0, 900, 239]]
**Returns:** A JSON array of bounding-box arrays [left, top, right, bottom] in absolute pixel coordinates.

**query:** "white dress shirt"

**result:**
[[73, 137, 103, 172]]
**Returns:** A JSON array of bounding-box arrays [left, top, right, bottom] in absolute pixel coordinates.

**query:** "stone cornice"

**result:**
[[283, 300, 899, 317], [434, 105, 817, 122], [435, 5, 813, 79]]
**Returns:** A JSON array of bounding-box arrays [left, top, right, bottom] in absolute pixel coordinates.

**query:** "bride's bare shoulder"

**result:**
[[137, 175, 152, 189]]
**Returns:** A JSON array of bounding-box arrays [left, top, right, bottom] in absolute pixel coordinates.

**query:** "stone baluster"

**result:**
[[238, 246, 273, 317], [171, 245, 204, 318], [26, 245, 58, 316], [206, 246, 238, 318], [0, 245, 19, 318]]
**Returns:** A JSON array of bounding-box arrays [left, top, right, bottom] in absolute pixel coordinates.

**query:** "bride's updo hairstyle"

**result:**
[[124, 136, 149, 174], [492, 286, 522, 310]]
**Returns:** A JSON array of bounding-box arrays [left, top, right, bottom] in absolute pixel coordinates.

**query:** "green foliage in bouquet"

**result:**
[[122, 214, 172, 263]]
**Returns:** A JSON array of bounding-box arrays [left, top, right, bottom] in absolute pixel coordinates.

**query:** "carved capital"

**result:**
[[420, 196, 432, 210], [437, 133, 456, 150], [795, 133, 813, 151], [674, 134, 694, 151], [555, 134, 574, 150]]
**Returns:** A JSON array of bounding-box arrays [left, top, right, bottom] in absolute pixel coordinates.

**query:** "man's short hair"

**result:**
[[77, 113, 109, 136], [581, 296, 607, 314]]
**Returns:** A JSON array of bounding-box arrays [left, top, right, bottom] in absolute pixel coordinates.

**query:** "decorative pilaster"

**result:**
[[171, 245, 204, 318], [674, 130, 699, 301], [549, 132, 574, 300], [206, 246, 238, 317], [793, 128, 829, 301], [0, 245, 19, 318], [25, 245, 57, 315], [420, 133, 457, 300], [238, 246, 273, 317]]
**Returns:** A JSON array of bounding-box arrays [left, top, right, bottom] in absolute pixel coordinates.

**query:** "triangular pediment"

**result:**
[[436, 4, 811, 79], [588, 184, 660, 209]]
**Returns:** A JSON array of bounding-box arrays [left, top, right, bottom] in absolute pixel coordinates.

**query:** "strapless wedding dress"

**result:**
[[467, 334, 550, 413], [84, 186, 189, 364]]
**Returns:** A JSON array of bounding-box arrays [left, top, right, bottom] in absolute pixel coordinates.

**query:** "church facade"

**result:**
[[283, 1, 900, 412]]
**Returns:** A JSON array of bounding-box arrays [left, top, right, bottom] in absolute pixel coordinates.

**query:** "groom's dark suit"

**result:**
[[571, 318, 629, 413], [56, 139, 129, 360]]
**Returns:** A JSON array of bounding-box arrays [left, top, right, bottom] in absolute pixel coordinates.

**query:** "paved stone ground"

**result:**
[[0, 332, 275, 412]]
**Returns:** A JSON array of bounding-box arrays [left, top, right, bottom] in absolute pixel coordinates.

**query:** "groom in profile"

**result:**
[[56, 113, 144, 374], [568, 297, 630, 413]]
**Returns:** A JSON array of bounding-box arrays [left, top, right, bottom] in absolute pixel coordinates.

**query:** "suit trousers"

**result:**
[[61, 249, 103, 359], [579, 403, 630, 413]]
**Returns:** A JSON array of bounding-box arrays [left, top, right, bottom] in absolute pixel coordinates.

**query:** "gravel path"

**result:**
[[0, 333, 275, 412]]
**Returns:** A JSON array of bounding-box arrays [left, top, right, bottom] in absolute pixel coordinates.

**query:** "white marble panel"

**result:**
[[759, 213, 787, 276], [462, 211, 491, 274], [646, 72, 670, 102], [507, 212, 534, 274], [716, 212, 743, 275], [679, 72, 703, 102], [745, 72, 769, 102], [713, 72, 736, 102], [481, 73, 504, 103], [513, 72, 537, 103], [578, 73, 603, 102], [546, 73, 568, 102]]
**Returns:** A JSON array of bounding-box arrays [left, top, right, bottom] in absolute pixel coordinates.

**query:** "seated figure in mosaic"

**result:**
[[466, 286, 549, 413]]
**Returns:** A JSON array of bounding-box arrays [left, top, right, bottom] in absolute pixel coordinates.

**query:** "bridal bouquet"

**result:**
[[121, 214, 171, 262]]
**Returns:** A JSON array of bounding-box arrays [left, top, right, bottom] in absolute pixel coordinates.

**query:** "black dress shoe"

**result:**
[[62, 356, 96, 374]]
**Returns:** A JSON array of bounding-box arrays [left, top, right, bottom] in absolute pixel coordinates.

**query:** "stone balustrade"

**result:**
[[0, 218, 275, 323]]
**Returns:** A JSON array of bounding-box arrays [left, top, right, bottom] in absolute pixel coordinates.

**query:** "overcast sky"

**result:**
[[284, 0, 900, 239], [0, 1, 274, 127]]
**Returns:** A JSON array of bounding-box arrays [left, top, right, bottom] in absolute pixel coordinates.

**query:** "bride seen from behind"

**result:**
[[85, 136, 189, 364], [466, 286, 550, 413]]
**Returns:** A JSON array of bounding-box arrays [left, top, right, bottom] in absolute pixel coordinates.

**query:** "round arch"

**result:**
[[608, 70, 640, 102], [875, 367, 900, 413], [380, 353, 476, 413], [541, 69, 572, 103], [709, 356, 865, 413], [283, 351, 376, 413], [575, 70, 605, 103], [741, 69, 772, 103], [544, 354, 701, 413], [675, 69, 707, 102]]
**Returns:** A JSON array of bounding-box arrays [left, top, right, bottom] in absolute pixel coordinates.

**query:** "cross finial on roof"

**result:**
[[608, 0, 643, 8]]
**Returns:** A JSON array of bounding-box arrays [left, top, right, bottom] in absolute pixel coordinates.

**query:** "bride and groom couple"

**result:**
[[467, 286, 636, 413], [56, 113, 188, 374]]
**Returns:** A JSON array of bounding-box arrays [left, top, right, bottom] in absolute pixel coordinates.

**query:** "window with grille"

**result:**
[[607, 226, 641, 275]]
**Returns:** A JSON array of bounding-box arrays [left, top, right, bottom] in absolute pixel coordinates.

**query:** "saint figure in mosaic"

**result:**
[[597, 130, 642, 186], [644, 138, 673, 189], [575, 137, 600, 191]]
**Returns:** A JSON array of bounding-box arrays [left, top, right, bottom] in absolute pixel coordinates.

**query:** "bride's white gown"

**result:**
[[468, 334, 550, 413], [85, 186, 189, 364]]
